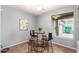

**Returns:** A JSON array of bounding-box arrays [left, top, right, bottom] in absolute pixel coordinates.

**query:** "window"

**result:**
[[52, 12, 74, 38], [58, 17, 74, 38]]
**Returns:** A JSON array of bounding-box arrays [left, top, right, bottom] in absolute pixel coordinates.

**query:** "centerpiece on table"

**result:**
[[38, 27, 42, 32]]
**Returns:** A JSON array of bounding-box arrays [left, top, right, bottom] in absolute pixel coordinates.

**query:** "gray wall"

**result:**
[[1, 5, 36, 48], [77, 6, 79, 51], [0, 6, 1, 50], [74, 6, 79, 51], [36, 6, 76, 49]]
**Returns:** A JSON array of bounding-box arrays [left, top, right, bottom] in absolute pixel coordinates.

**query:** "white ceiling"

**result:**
[[11, 5, 67, 15]]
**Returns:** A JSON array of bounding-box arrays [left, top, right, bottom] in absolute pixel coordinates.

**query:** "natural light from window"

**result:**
[[58, 17, 74, 38]]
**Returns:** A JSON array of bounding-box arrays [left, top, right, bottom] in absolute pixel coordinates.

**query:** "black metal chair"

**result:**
[[30, 30, 38, 38], [28, 30, 38, 52], [42, 33, 53, 52], [48, 33, 53, 52]]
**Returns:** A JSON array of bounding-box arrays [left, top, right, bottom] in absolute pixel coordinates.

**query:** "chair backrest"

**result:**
[[30, 30, 35, 36], [48, 33, 53, 41]]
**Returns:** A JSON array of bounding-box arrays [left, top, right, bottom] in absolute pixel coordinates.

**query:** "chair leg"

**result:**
[[51, 41, 53, 53], [46, 42, 49, 53], [48, 41, 53, 53], [28, 43, 30, 53], [48, 44, 49, 53]]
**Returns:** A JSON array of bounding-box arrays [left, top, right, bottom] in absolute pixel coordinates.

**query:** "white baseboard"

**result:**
[[1, 39, 29, 50], [53, 42, 77, 51]]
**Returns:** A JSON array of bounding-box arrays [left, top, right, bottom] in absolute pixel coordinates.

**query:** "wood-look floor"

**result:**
[[4, 41, 76, 53]]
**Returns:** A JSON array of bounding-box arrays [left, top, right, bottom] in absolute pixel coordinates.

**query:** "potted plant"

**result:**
[[38, 27, 42, 32]]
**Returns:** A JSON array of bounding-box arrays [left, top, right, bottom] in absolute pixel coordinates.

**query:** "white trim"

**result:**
[[53, 42, 77, 51], [1, 39, 29, 50]]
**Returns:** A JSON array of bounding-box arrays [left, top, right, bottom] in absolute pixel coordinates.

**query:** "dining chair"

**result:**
[[30, 30, 38, 39], [42, 33, 53, 53]]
